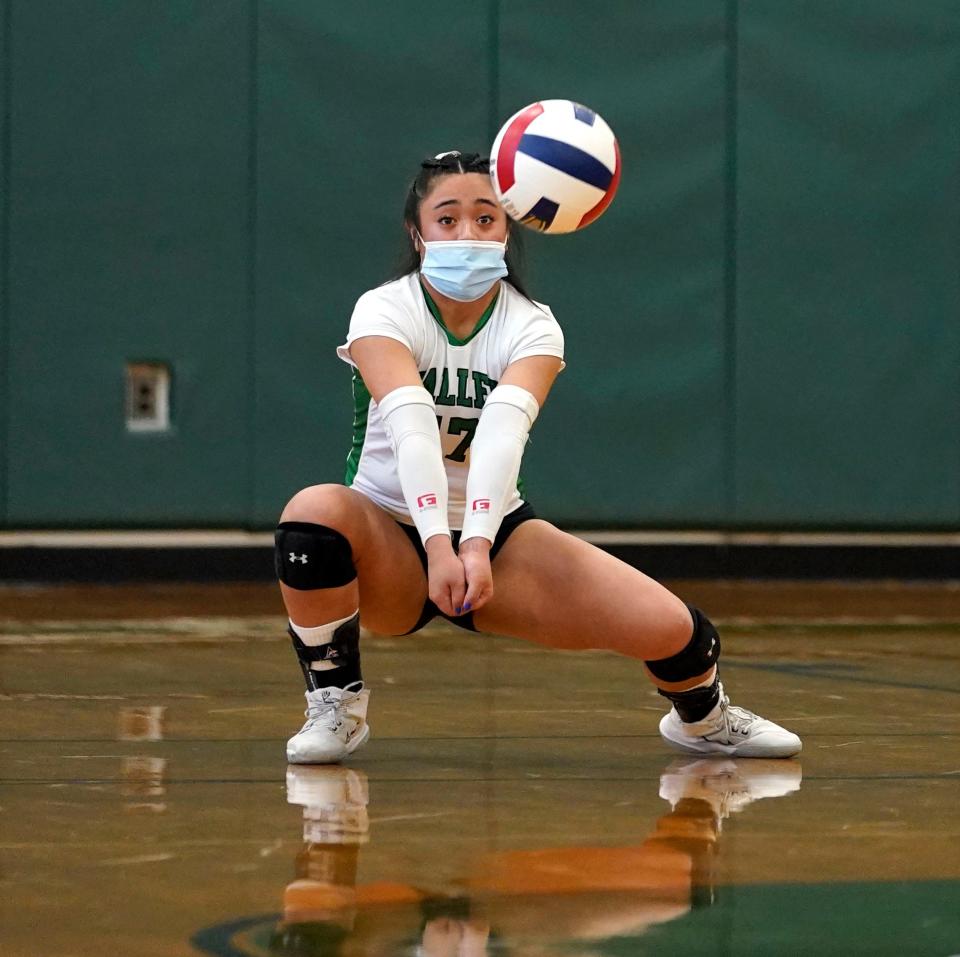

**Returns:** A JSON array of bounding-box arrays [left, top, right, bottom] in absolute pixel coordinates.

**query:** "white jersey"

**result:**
[[336, 273, 564, 528]]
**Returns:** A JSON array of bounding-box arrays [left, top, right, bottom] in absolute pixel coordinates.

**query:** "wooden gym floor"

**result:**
[[1, 580, 958, 956]]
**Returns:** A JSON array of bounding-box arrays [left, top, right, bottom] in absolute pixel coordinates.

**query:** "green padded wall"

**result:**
[[4, 2, 253, 525], [734, 2, 960, 526], [0, 0, 9, 523], [250, 1, 495, 525], [2, 1, 958, 530], [498, 2, 729, 525], [249, 1, 730, 527]]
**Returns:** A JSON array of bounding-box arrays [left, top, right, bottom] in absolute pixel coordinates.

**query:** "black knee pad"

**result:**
[[275, 522, 356, 590], [644, 605, 721, 682]]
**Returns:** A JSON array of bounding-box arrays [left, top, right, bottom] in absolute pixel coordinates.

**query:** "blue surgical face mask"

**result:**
[[417, 235, 508, 302]]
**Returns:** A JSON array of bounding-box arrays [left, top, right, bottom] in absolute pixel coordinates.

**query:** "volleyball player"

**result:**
[[274, 151, 801, 764]]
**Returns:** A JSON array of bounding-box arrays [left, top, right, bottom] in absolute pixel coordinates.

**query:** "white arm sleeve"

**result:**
[[460, 384, 540, 544], [377, 385, 450, 545]]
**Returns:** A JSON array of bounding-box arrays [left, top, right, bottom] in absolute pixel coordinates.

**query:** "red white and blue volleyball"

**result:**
[[490, 99, 621, 234]]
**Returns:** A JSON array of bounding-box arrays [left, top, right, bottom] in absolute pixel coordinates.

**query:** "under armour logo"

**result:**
[[289, 553, 308, 564]]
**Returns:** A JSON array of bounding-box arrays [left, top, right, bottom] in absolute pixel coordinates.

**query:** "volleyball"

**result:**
[[490, 99, 621, 234]]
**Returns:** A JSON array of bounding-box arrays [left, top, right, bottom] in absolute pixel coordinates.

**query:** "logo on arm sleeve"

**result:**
[[472, 499, 491, 513], [417, 493, 438, 510]]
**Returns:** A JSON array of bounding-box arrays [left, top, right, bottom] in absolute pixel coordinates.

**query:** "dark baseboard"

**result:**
[[1, 541, 957, 583]]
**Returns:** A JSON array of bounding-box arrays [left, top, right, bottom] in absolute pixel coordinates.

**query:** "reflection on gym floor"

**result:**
[[245, 760, 802, 957]]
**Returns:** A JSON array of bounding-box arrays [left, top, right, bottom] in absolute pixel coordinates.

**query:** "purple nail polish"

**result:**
[[463, 602, 472, 612], [455, 606, 462, 615]]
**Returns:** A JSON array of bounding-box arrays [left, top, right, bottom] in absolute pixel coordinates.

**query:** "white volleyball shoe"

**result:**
[[286, 682, 370, 765], [659, 681, 802, 758]]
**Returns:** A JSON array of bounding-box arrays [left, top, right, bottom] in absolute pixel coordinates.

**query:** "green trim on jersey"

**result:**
[[419, 281, 526, 500], [420, 281, 499, 346], [345, 369, 372, 486], [346, 286, 528, 510]]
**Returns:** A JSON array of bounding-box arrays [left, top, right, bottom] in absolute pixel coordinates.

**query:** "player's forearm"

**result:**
[[378, 386, 451, 545], [460, 385, 539, 544]]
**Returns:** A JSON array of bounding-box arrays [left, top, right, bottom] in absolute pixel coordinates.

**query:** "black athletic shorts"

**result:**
[[398, 501, 537, 634]]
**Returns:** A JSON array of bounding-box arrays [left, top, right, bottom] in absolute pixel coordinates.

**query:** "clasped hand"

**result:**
[[424, 535, 494, 618]]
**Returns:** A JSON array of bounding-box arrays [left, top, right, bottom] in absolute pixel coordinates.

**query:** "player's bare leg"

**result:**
[[472, 520, 690, 655], [279, 484, 428, 635], [276, 484, 428, 764], [474, 520, 801, 758]]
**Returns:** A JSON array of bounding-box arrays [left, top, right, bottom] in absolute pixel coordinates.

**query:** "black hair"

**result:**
[[388, 150, 532, 299]]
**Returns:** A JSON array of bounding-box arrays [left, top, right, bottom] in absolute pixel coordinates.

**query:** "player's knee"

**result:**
[[275, 520, 356, 591], [634, 598, 695, 660], [280, 483, 356, 527], [644, 605, 721, 683], [276, 486, 359, 591]]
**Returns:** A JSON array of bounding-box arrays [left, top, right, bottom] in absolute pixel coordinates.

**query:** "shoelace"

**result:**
[[302, 698, 340, 731], [302, 682, 363, 731], [723, 700, 760, 735]]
